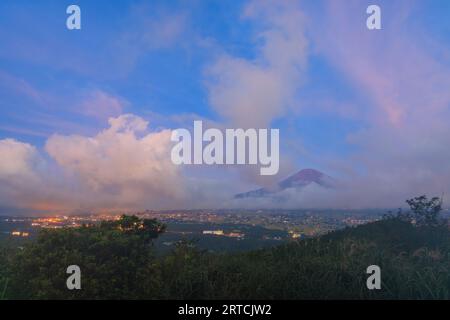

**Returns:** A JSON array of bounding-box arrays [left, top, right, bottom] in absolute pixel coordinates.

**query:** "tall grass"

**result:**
[[0, 278, 8, 300]]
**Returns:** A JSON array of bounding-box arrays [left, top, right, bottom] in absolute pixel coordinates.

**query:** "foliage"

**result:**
[[156, 218, 449, 299], [1, 208, 449, 300], [405, 195, 444, 227], [0, 246, 9, 300], [5, 215, 165, 299]]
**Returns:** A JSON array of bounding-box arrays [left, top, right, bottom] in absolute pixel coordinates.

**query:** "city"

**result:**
[[0, 209, 384, 251]]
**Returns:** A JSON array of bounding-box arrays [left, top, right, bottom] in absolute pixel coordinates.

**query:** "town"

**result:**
[[0, 209, 386, 252]]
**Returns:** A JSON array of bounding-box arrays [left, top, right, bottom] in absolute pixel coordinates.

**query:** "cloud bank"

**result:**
[[0, 115, 191, 213]]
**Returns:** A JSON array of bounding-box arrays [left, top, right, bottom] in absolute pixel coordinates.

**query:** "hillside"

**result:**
[[1, 215, 448, 300], [158, 218, 449, 299]]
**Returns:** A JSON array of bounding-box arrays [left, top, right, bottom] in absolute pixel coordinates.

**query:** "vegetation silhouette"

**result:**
[[0, 196, 448, 300]]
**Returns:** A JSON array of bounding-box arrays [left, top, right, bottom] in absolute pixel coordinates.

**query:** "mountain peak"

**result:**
[[234, 168, 334, 199], [278, 168, 326, 189]]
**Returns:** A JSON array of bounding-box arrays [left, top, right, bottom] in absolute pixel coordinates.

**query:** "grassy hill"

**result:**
[[1, 214, 448, 300], [156, 218, 449, 299]]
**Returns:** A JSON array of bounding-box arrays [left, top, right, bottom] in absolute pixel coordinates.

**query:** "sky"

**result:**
[[0, 0, 450, 214]]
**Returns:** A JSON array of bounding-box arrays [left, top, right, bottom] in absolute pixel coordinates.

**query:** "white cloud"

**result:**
[[0, 139, 39, 178], [0, 139, 45, 209], [44, 114, 186, 210], [0, 114, 195, 213], [205, 0, 308, 128]]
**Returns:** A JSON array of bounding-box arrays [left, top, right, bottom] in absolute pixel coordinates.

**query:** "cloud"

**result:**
[[227, 183, 338, 210], [0, 139, 40, 179], [0, 139, 45, 209], [209, 0, 450, 209], [77, 90, 127, 121], [0, 2, 189, 79], [0, 113, 263, 214], [0, 71, 50, 106], [318, 0, 450, 126], [205, 0, 308, 128], [44, 114, 186, 210], [2, 1, 450, 212], [299, 0, 450, 208], [0, 68, 131, 138], [200, 0, 310, 189], [113, 5, 189, 74], [0, 114, 194, 213]]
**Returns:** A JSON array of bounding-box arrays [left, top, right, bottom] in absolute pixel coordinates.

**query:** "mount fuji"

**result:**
[[234, 169, 335, 199]]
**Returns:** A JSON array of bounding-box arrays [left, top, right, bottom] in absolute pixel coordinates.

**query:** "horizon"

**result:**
[[2, 203, 450, 218]]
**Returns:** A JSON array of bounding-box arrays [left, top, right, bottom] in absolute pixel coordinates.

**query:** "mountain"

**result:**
[[234, 168, 334, 199]]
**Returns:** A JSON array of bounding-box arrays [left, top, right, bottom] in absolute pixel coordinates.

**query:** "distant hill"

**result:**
[[234, 168, 335, 199]]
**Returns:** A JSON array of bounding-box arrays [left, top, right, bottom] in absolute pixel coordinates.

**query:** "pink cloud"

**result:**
[[77, 90, 127, 121], [318, 0, 450, 127], [305, 0, 450, 207]]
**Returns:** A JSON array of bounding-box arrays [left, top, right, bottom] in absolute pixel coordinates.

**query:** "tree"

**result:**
[[7, 215, 166, 299], [102, 214, 166, 243], [406, 195, 443, 227]]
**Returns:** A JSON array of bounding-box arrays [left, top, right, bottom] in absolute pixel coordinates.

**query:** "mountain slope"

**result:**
[[234, 168, 334, 199]]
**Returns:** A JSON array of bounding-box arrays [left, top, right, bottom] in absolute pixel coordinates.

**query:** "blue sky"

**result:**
[[0, 0, 363, 152], [0, 0, 450, 213]]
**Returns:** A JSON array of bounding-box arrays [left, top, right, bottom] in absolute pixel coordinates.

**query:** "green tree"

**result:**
[[406, 195, 443, 227], [7, 215, 165, 299]]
